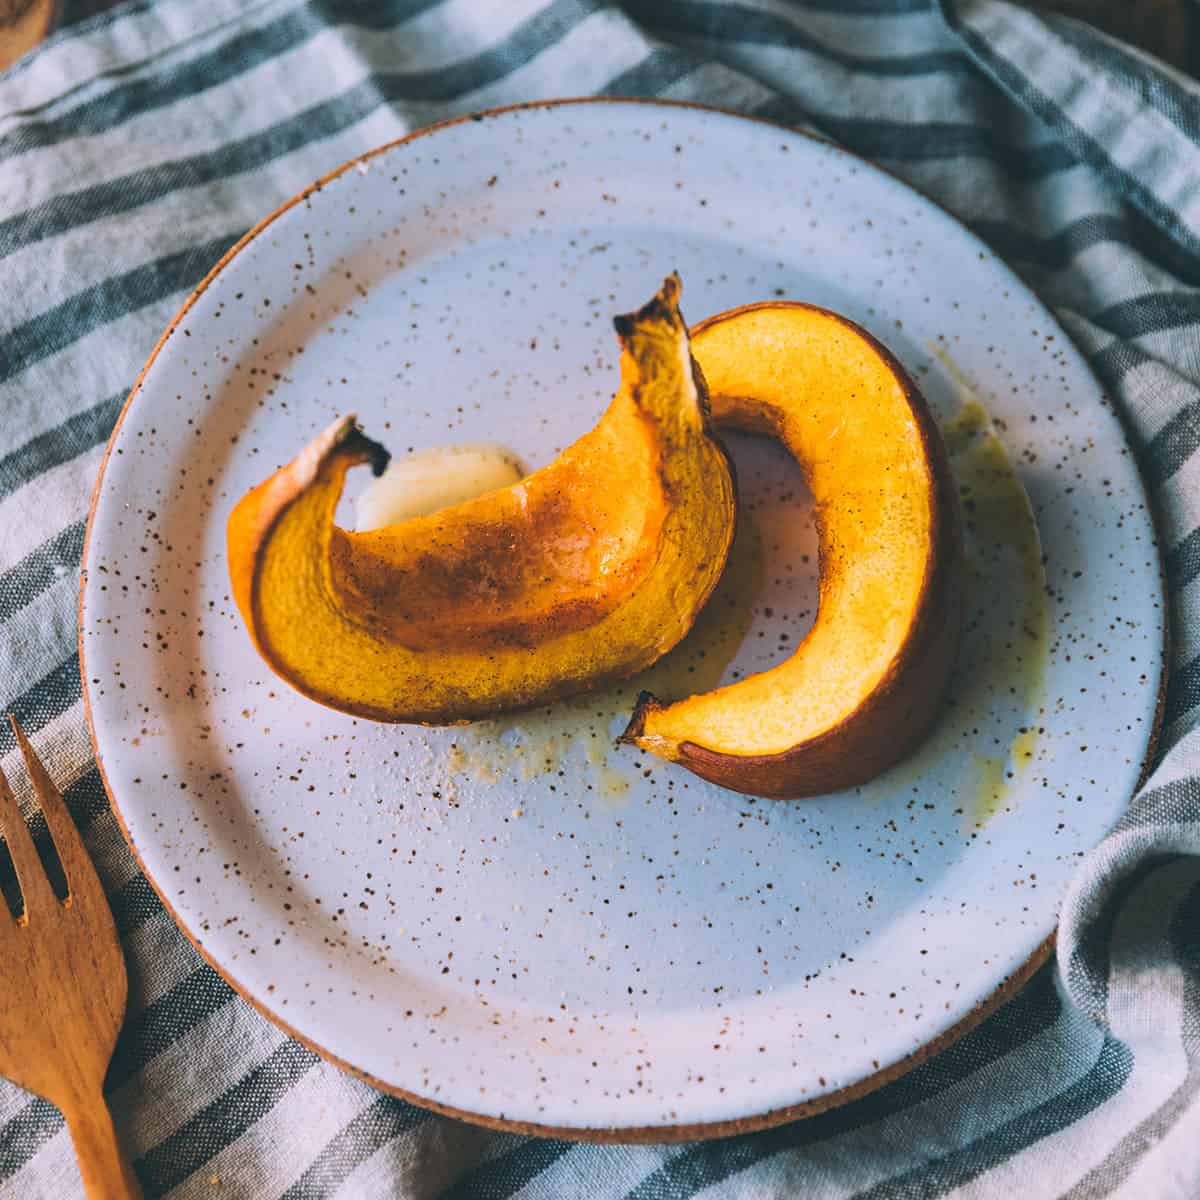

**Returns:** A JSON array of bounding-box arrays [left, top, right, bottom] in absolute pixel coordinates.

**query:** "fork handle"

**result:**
[[61, 1092, 143, 1199]]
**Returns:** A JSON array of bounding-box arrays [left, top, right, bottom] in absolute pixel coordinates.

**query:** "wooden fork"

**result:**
[[0, 715, 141, 1198]]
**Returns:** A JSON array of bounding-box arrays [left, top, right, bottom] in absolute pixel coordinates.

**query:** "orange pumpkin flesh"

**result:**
[[226, 276, 736, 724], [622, 303, 963, 799]]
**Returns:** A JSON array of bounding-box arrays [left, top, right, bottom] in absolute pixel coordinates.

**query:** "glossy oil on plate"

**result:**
[[80, 100, 1164, 1137]]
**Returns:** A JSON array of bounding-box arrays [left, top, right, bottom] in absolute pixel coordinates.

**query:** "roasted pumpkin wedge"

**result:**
[[622, 302, 963, 799], [227, 275, 736, 723]]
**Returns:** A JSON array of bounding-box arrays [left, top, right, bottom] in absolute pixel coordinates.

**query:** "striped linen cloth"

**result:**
[[2, 0, 1200, 1195]]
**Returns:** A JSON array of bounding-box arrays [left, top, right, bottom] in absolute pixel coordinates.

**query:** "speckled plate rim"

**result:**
[[78, 97, 1168, 1143]]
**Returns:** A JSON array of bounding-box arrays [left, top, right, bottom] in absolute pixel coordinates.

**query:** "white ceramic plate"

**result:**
[[80, 100, 1164, 1138]]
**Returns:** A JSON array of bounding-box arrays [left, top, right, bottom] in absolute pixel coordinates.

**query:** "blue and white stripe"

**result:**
[[3, 0, 1200, 1195]]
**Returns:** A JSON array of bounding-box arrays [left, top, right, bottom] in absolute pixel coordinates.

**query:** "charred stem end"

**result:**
[[617, 690, 662, 747], [613, 272, 684, 343]]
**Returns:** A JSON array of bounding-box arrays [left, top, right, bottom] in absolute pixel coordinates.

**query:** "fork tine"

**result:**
[[0, 754, 56, 921], [8, 716, 98, 908]]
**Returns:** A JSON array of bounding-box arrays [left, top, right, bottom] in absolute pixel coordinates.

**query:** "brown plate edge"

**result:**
[[75, 95, 1168, 1144]]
